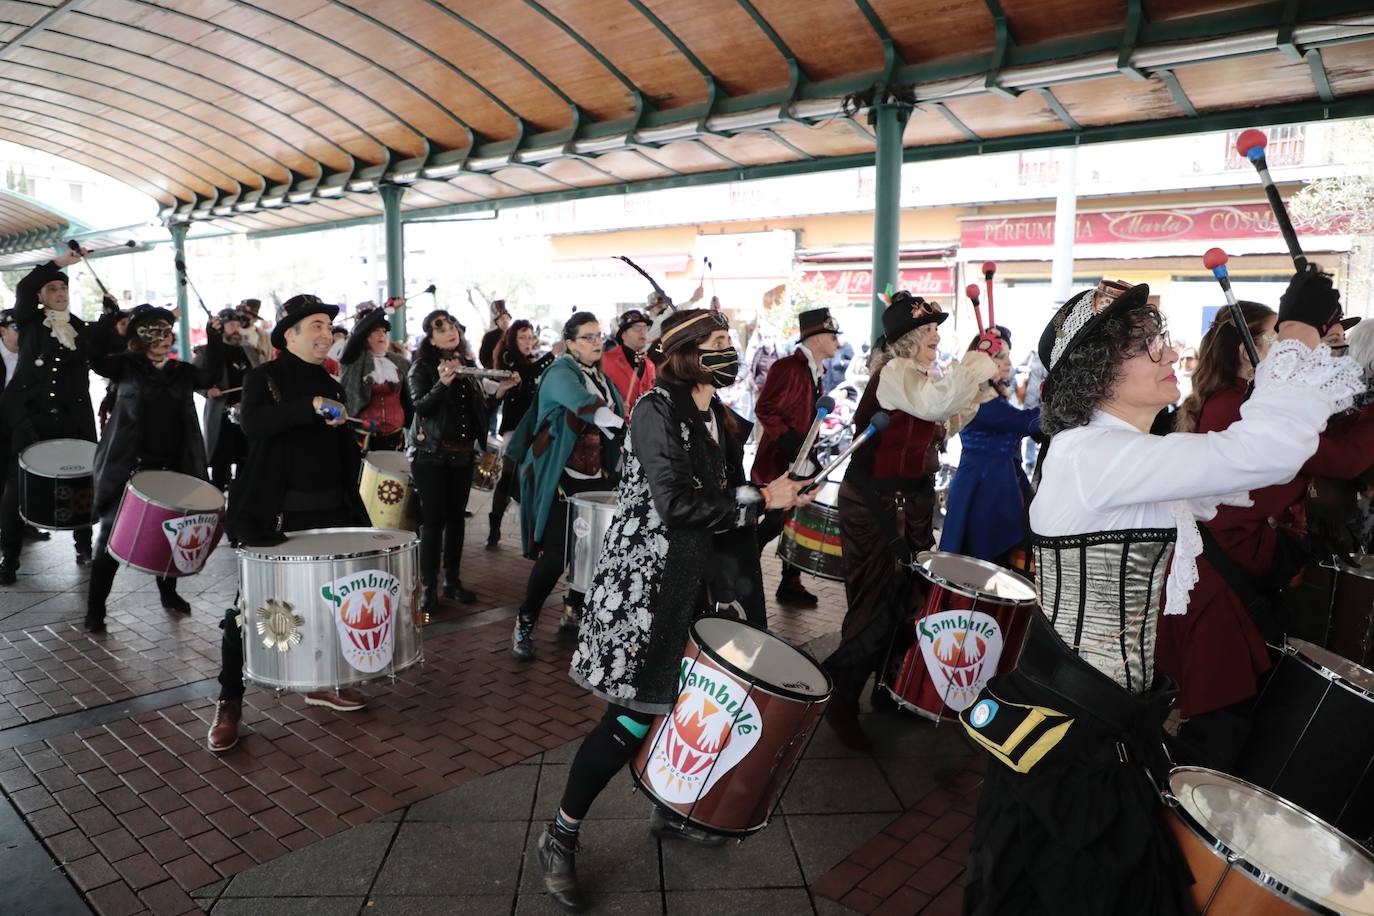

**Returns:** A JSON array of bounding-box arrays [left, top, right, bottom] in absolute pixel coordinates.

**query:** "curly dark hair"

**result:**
[[1040, 305, 1165, 437]]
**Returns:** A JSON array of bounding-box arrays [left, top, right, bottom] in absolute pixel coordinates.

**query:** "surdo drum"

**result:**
[[18, 439, 97, 530], [567, 491, 616, 593], [1327, 555, 1374, 668], [885, 552, 1037, 721], [236, 528, 421, 692], [1163, 767, 1374, 915], [776, 473, 844, 581], [631, 617, 831, 837], [107, 470, 224, 576], [359, 451, 418, 531]]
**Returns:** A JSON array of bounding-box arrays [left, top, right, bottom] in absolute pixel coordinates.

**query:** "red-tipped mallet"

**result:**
[[982, 261, 998, 328], [964, 283, 985, 333], [1235, 129, 1307, 271], [1204, 247, 1260, 370]]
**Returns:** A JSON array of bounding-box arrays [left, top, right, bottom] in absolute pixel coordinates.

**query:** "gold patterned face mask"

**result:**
[[137, 322, 173, 345]]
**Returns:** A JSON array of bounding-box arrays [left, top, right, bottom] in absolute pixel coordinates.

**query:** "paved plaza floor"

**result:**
[[0, 490, 979, 916]]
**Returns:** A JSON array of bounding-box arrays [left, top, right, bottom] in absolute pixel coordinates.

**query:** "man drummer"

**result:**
[[208, 294, 372, 753], [198, 307, 260, 490], [751, 308, 840, 607], [0, 249, 99, 584]]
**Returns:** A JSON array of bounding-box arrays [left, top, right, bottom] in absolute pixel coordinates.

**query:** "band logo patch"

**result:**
[[321, 570, 401, 673], [161, 513, 219, 574], [645, 659, 762, 803], [916, 610, 1005, 713]]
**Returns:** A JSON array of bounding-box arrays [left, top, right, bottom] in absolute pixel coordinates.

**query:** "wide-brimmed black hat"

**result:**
[[127, 305, 176, 341], [798, 308, 838, 343], [882, 291, 948, 342], [355, 302, 390, 334], [1038, 280, 1151, 378], [271, 294, 339, 349], [615, 309, 650, 344]]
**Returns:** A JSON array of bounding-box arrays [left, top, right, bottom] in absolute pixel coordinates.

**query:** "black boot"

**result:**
[[156, 577, 191, 615], [485, 519, 501, 550], [0, 557, 16, 586], [86, 554, 119, 633], [444, 581, 477, 604], [422, 584, 439, 616], [775, 570, 818, 608], [537, 824, 587, 912]]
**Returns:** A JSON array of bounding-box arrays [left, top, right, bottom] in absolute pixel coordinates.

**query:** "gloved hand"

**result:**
[[101, 294, 120, 315], [1278, 264, 1341, 335], [974, 329, 1006, 357], [313, 397, 345, 421]]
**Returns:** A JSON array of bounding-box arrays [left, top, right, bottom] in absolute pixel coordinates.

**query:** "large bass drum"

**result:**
[[776, 470, 844, 581], [18, 439, 97, 530], [237, 528, 422, 692]]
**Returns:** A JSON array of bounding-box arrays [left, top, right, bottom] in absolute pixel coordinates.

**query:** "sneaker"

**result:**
[[648, 807, 726, 846], [537, 825, 587, 913], [512, 620, 536, 660], [558, 603, 579, 636], [303, 689, 366, 712], [207, 699, 242, 752], [775, 578, 818, 608]]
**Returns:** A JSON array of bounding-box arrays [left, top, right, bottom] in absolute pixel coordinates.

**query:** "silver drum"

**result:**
[[567, 491, 617, 593], [237, 527, 422, 691]]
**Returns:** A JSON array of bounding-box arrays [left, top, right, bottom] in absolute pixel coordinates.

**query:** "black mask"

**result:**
[[700, 347, 739, 388]]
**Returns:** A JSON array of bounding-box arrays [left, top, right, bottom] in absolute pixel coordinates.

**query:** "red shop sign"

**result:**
[[961, 203, 1344, 248], [801, 267, 955, 297]]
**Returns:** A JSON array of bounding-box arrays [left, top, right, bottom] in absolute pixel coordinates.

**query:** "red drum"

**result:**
[[108, 470, 225, 577], [885, 551, 1037, 721], [630, 617, 831, 837]]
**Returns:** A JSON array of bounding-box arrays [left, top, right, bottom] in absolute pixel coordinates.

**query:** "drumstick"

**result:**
[[1203, 248, 1261, 372], [982, 261, 997, 329], [213, 387, 242, 397], [1235, 130, 1307, 270], [964, 284, 985, 334]]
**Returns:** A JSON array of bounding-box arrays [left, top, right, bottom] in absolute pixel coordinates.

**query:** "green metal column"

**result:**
[[380, 183, 405, 342], [170, 223, 192, 360], [870, 97, 912, 344]]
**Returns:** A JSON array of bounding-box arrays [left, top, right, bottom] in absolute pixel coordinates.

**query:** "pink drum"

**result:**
[[108, 470, 225, 577]]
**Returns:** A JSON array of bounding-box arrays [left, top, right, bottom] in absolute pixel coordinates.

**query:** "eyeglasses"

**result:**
[[1144, 331, 1173, 363], [429, 318, 459, 331], [571, 333, 602, 343]]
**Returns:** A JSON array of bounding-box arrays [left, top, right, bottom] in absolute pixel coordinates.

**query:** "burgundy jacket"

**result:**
[[751, 349, 819, 484]]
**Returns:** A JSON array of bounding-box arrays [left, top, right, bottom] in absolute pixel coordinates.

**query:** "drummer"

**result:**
[[535, 309, 813, 912], [198, 307, 261, 490], [600, 309, 657, 412], [84, 307, 225, 632], [485, 319, 557, 549], [208, 294, 372, 753], [821, 294, 998, 751], [0, 249, 99, 584], [339, 300, 411, 452]]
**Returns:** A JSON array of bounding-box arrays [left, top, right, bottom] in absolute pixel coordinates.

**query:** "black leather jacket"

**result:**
[[406, 356, 489, 459]]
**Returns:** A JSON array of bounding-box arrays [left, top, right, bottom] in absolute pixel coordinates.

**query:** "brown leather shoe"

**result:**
[[207, 699, 242, 753], [304, 689, 366, 712]]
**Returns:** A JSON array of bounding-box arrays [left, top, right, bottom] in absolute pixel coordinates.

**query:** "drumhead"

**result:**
[[568, 491, 617, 509], [916, 551, 1037, 606], [239, 527, 417, 561], [1338, 555, 1374, 582], [1287, 638, 1374, 698], [366, 451, 411, 477], [18, 439, 95, 477], [1169, 767, 1374, 914], [129, 470, 224, 512], [693, 617, 830, 700]]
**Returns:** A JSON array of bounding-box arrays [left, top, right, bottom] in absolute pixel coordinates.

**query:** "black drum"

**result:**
[[1236, 638, 1374, 844], [18, 439, 97, 530], [1329, 556, 1374, 668]]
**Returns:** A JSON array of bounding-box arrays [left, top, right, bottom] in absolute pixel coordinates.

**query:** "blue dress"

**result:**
[[939, 395, 1040, 562]]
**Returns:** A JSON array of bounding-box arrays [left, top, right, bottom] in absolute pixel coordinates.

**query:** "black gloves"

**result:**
[[1278, 264, 1341, 335]]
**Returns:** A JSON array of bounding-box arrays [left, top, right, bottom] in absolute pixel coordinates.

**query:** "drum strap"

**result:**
[[847, 469, 913, 570], [960, 691, 1074, 774]]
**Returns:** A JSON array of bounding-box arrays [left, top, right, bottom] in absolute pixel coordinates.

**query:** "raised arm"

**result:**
[[878, 352, 998, 421], [340, 308, 387, 366]]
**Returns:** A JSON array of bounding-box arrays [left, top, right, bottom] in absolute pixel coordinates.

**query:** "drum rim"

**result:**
[[1283, 638, 1374, 700], [566, 491, 617, 508], [626, 772, 767, 838], [235, 526, 419, 561], [1167, 765, 1374, 915], [18, 438, 96, 478], [127, 470, 226, 514], [1334, 556, 1374, 582], [690, 615, 834, 703], [914, 550, 1038, 606], [364, 451, 412, 478]]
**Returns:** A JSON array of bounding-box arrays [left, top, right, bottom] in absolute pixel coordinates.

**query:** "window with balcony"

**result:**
[[1224, 125, 1306, 169]]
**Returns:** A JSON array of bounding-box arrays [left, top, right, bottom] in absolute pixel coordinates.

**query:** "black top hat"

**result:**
[[798, 308, 838, 343], [0, 309, 15, 329], [882, 291, 947, 342], [272, 294, 339, 349], [216, 307, 245, 325], [1038, 281, 1151, 377], [615, 309, 650, 344], [356, 303, 391, 334]]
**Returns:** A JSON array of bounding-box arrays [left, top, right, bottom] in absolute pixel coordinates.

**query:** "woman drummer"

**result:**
[[407, 310, 489, 612], [84, 306, 224, 633], [485, 318, 556, 548], [939, 326, 1039, 570], [961, 269, 1357, 915], [339, 300, 410, 452], [1159, 302, 1374, 768], [534, 310, 812, 913]]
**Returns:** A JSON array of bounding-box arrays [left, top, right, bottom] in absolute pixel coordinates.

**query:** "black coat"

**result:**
[[497, 349, 554, 435], [196, 340, 259, 460], [89, 317, 223, 512], [406, 355, 489, 459]]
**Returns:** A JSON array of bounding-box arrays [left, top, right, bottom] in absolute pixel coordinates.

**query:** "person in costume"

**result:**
[[821, 293, 999, 750], [600, 309, 657, 412], [751, 308, 841, 607], [534, 309, 813, 912], [198, 307, 261, 490], [339, 300, 411, 453], [509, 312, 625, 660], [486, 319, 556, 548], [1159, 302, 1374, 768], [84, 307, 225, 632], [938, 326, 1039, 568], [207, 295, 372, 753], [408, 309, 491, 611], [479, 299, 511, 370], [0, 249, 98, 583], [960, 270, 1356, 916]]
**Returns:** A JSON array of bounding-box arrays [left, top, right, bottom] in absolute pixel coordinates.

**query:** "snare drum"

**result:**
[[1328, 556, 1374, 667], [17, 439, 97, 530], [237, 528, 422, 691], [1163, 766, 1374, 915], [884, 551, 1037, 721], [107, 470, 224, 576], [631, 617, 831, 836], [1236, 639, 1374, 843], [567, 491, 616, 592], [776, 475, 843, 581], [359, 451, 417, 531]]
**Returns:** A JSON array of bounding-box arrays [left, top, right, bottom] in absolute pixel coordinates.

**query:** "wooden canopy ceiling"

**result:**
[[0, 0, 1372, 239], [0, 185, 84, 264]]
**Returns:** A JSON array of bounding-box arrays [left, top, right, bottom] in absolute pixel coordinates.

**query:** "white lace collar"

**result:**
[[42, 308, 78, 350]]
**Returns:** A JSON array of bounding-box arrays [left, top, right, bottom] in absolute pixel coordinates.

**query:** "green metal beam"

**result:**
[[1155, 69, 1199, 118], [171, 223, 191, 360], [1306, 49, 1336, 103], [1277, 0, 1304, 61], [1038, 87, 1081, 132], [983, 0, 1020, 98], [623, 0, 722, 136], [381, 184, 406, 342], [929, 102, 982, 142], [1117, 0, 1149, 81], [871, 98, 910, 343]]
